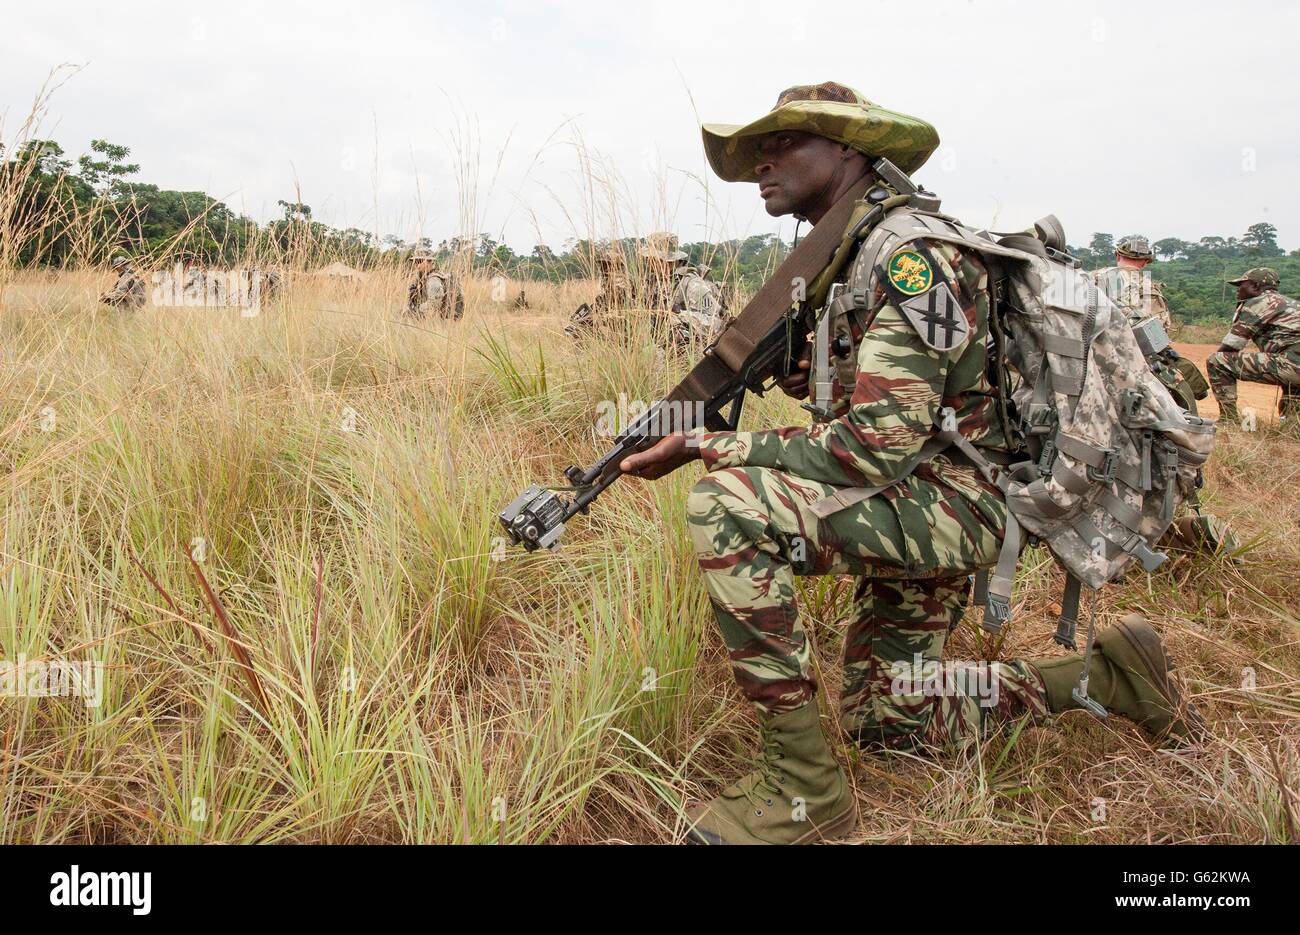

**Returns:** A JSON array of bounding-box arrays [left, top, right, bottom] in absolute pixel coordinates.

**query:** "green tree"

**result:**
[[1241, 222, 1283, 257], [77, 139, 140, 195], [1153, 238, 1190, 260]]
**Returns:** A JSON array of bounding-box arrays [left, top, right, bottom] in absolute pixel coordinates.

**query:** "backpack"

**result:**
[[940, 218, 1217, 649], [810, 197, 1218, 656]]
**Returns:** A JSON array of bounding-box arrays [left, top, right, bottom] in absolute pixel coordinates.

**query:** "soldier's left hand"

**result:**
[[619, 433, 700, 480]]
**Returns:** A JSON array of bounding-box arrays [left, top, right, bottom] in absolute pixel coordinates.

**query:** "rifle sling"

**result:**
[[676, 174, 873, 388]]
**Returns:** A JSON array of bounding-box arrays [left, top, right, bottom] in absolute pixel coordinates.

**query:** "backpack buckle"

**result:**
[[982, 596, 1009, 633], [1120, 388, 1146, 424], [1036, 437, 1058, 477], [1021, 404, 1057, 437], [1123, 535, 1168, 572], [1086, 449, 1118, 484]]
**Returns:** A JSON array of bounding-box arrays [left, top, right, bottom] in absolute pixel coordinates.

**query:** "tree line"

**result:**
[[2, 137, 1293, 320]]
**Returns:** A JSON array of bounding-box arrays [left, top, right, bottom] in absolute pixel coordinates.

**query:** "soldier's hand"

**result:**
[[778, 355, 811, 400], [619, 433, 700, 480]]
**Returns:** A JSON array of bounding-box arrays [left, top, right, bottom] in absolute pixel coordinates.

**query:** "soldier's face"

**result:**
[[1237, 281, 1262, 301], [753, 131, 843, 218], [415, 260, 433, 274]]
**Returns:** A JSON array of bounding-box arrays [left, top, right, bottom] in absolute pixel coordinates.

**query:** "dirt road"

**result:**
[[1173, 343, 1281, 423]]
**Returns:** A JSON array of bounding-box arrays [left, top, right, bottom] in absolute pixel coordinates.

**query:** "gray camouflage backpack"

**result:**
[[807, 187, 1218, 670], [945, 218, 1216, 663]]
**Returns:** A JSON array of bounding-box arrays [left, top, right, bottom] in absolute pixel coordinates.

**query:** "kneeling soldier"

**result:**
[[618, 82, 1202, 845]]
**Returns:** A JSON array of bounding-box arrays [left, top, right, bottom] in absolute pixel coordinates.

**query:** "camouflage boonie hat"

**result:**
[[700, 81, 940, 183], [639, 232, 688, 262], [110, 255, 129, 270], [409, 248, 436, 262], [1116, 235, 1153, 260], [1227, 267, 1279, 288]]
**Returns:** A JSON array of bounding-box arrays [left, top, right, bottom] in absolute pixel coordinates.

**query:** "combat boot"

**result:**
[[685, 699, 857, 845], [1171, 513, 1242, 562], [1030, 615, 1203, 744], [1215, 400, 1239, 425]]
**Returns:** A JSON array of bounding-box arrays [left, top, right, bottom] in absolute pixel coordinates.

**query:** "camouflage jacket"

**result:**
[[594, 270, 631, 313], [101, 269, 147, 309], [1092, 265, 1172, 331], [671, 267, 727, 340], [1221, 291, 1300, 355], [696, 203, 1010, 503], [407, 271, 457, 315]]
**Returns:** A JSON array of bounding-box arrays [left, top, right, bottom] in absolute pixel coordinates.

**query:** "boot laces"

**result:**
[[742, 724, 786, 813]]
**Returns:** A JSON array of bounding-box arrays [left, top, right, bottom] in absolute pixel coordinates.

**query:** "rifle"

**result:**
[[499, 172, 885, 552]]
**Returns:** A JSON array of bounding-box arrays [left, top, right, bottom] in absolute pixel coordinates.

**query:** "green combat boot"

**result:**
[[1031, 615, 1204, 744], [685, 700, 857, 845], [1215, 399, 1239, 425]]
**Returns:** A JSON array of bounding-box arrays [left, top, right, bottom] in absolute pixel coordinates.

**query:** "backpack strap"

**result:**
[[808, 407, 1010, 519], [1053, 574, 1083, 649]]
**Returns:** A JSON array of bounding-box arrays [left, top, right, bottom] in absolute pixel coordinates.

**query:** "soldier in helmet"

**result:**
[[565, 246, 631, 339], [99, 255, 147, 310], [1207, 267, 1300, 424], [1092, 235, 1209, 414], [1094, 239, 1233, 556], [637, 233, 728, 347], [616, 81, 1200, 845], [406, 248, 463, 320]]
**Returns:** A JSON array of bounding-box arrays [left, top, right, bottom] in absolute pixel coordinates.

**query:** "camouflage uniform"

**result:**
[[1206, 267, 1300, 419], [666, 265, 728, 345], [1092, 238, 1208, 414], [688, 217, 1049, 749], [635, 234, 728, 347], [100, 258, 146, 310], [1092, 264, 1172, 331], [406, 250, 464, 320], [566, 249, 631, 339]]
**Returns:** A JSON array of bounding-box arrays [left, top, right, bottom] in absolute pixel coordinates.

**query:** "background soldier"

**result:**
[[406, 248, 464, 320], [618, 82, 1199, 845], [1095, 238, 1231, 555], [638, 232, 728, 346], [1093, 235, 1209, 413], [566, 246, 630, 338], [100, 255, 146, 310], [1207, 267, 1300, 423]]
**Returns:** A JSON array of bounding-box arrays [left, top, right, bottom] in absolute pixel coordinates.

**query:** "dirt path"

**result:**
[[1173, 343, 1281, 423]]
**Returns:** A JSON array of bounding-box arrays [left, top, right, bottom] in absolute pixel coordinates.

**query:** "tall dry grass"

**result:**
[[1, 265, 1297, 843]]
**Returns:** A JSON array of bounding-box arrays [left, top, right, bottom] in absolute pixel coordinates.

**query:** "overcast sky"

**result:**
[[4, 0, 1298, 253]]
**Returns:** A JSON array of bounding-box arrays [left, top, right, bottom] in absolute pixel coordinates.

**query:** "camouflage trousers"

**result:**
[[687, 465, 1050, 751], [1206, 348, 1300, 411]]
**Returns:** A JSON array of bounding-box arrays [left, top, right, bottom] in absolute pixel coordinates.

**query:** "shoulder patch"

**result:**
[[897, 281, 970, 352], [886, 247, 933, 296]]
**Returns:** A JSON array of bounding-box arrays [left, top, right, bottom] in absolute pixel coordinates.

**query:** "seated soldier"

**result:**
[[1207, 267, 1300, 424]]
